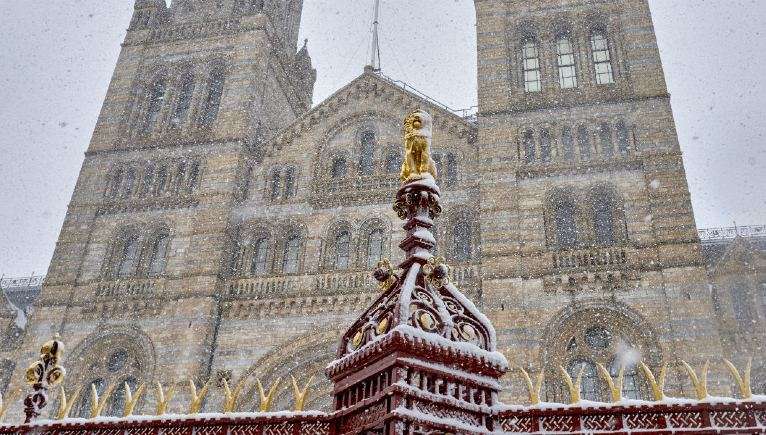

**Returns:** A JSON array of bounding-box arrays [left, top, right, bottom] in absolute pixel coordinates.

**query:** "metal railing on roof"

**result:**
[[374, 72, 478, 122], [0, 274, 44, 290], [698, 225, 765, 243]]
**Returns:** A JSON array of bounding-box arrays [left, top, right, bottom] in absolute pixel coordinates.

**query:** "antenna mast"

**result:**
[[369, 0, 381, 71]]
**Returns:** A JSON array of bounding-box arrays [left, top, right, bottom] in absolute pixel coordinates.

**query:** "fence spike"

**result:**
[[291, 375, 315, 411], [222, 376, 249, 413], [55, 385, 82, 420], [154, 381, 176, 416], [722, 358, 752, 399], [122, 382, 145, 417], [188, 379, 211, 414], [256, 377, 281, 412], [518, 367, 543, 405], [596, 363, 623, 403], [558, 365, 583, 404], [638, 361, 666, 401], [90, 382, 117, 419], [680, 360, 709, 400]]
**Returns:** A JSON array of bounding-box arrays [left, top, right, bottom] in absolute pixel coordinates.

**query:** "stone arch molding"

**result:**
[[236, 327, 344, 412], [66, 324, 158, 393]]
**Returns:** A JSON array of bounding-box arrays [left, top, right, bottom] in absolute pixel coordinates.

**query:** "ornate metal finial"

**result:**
[[400, 109, 438, 183], [422, 256, 449, 287], [23, 337, 66, 423], [372, 258, 397, 291]]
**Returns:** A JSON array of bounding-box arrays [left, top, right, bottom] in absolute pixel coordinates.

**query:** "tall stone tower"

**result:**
[[5, 0, 314, 417], [473, 0, 720, 400]]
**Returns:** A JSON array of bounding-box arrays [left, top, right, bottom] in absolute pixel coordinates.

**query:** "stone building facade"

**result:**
[[1, 0, 763, 418]]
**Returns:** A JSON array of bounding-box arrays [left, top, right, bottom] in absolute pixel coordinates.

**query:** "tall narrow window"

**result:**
[[107, 168, 124, 198], [269, 170, 281, 200], [334, 231, 351, 270], [139, 165, 155, 197], [385, 151, 401, 173], [200, 66, 224, 126], [593, 192, 615, 245], [283, 167, 295, 198], [523, 130, 536, 163], [577, 125, 591, 159], [561, 127, 575, 160], [121, 168, 136, 198], [616, 121, 630, 155], [432, 153, 443, 177], [154, 165, 168, 195], [366, 229, 384, 268], [117, 235, 140, 277], [170, 72, 195, 128], [556, 36, 577, 88], [453, 219, 472, 262], [282, 235, 301, 274], [187, 161, 200, 192], [359, 130, 376, 175], [250, 237, 269, 276], [446, 153, 458, 185], [554, 196, 578, 248], [144, 76, 167, 134], [174, 161, 187, 194], [540, 128, 552, 162], [591, 32, 614, 84], [599, 122, 614, 157], [147, 233, 169, 276], [331, 157, 347, 178], [522, 40, 542, 92]]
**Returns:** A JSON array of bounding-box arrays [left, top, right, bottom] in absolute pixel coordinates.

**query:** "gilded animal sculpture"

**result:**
[[400, 109, 438, 182]]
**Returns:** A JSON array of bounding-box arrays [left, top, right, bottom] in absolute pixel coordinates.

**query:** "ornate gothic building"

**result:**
[[1, 0, 764, 418]]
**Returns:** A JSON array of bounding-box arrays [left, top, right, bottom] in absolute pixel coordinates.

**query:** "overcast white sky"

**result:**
[[0, 1, 764, 276]]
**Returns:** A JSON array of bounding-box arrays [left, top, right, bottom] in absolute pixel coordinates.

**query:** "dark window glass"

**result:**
[[200, 66, 224, 126], [593, 192, 615, 245], [187, 161, 200, 192], [283, 167, 295, 198], [562, 127, 575, 160], [540, 128, 552, 162], [453, 219, 472, 261], [577, 125, 591, 159], [568, 359, 601, 401], [331, 157, 347, 178], [107, 168, 124, 198], [366, 229, 384, 268], [171, 72, 195, 128], [250, 237, 269, 275], [334, 230, 351, 270], [554, 197, 578, 248], [121, 168, 136, 198], [118, 235, 140, 277], [148, 234, 169, 276], [174, 161, 187, 193], [144, 76, 167, 134], [359, 130, 376, 175], [107, 376, 138, 417], [523, 130, 535, 163], [154, 165, 168, 195], [139, 165, 155, 197], [616, 121, 630, 154], [282, 235, 300, 274], [385, 151, 402, 173], [446, 153, 458, 184], [269, 170, 281, 200], [107, 349, 129, 372], [77, 378, 106, 418], [584, 326, 611, 349], [599, 122, 613, 157]]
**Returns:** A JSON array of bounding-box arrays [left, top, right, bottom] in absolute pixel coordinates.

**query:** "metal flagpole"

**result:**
[[370, 0, 381, 71]]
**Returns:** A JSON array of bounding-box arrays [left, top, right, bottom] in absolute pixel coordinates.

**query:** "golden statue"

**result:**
[[400, 109, 438, 182]]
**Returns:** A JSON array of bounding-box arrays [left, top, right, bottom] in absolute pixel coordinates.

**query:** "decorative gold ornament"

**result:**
[[0, 390, 19, 423], [122, 382, 145, 417], [373, 259, 397, 292], [638, 361, 667, 401], [352, 330, 364, 349], [23, 337, 66, 423], [518, 367, 544, 405], [89, 382, 117, 418], [376, 317, 390, 335], [256, 377, 281, 412], [154, 381, 176, 416], [680, 360, 709, 400], [723, 358, 752, 399], [596, 363, 624, 403], [290, 375, 315, 412], [55, 385, 83, 420], [222, 377, 249, 413], [187, 379, 211, 414], [559, 364, 584, 404], [400, 109, 437, 182], [422, 256, 449, 287], [418, 312, 435, 330]]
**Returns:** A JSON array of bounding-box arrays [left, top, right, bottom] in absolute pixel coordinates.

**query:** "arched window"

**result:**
[[117, 235, 141, 277], [540, 128, 552, 162], [577, 125, 591, 159], [170, 72, 195, 128], [556, 36, 577, 89], [554, 195, 578, 248], [591, 32, 614, 84], [250, 237, 269, 276], [143, 75, 167, 134], [147, 233, 170, 276], [269, 170, 281, 200], [452, 219, 472, 262], [107, 167, 124, 198], [359, 130, 376, 175], [446, 153, 458, 184], [173, 161, 187, 194], [138, 164, 155, 197], [385, 151, 402, 173], [599, 122, 614, 157], [522, 129, 536, 163], [200, 65, 225, 126], [593, 191, 616, 245], [283, 167, 296, 198], [366, 229, 384, 268], [107, 349, 129, 372], [121, 168, 136, 198], [561, 127, 575, 160], [331, 157, 347, 178], [522, 40, 542, 92], [76, 378, 106, 419], [568, 359, 601, 401], [187, 161, 200, 192], [333, 231, 351, 270], [432, 153, 443, 176], [616, 121, 630, 155], [282, 234, 301, 274]]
